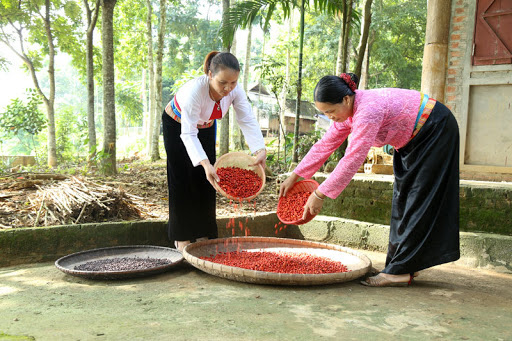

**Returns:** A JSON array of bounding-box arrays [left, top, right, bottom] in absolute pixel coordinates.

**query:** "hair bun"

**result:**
[[339, 73, 358, 92]]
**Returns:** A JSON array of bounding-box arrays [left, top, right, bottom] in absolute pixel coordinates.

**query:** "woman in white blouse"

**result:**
[[162, 51, 267, 251]]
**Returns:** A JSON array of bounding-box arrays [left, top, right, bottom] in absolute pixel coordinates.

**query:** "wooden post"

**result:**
[[421, 0, 452, 103]]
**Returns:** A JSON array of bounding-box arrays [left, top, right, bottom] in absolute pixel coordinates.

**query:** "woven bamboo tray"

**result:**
[[277, 179, 319, 225], [55, 245, 184, 280], [213, 152, 265, 201], [183, 237, 372, 286]]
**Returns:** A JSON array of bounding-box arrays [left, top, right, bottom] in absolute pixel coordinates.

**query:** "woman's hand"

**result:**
[[252, 148, 267, 169], [279, 172, 300, 197], [302, 190, 325, 220], [200, 159, 220, 189]]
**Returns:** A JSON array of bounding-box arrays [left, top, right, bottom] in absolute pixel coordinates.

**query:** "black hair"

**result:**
[[203, 51, 240, 75], [313, 73, 359, 104]]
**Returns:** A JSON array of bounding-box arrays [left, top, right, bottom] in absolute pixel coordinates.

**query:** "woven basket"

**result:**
[[183, 237, 372, 286], [213, 152, 265, 201], [277, 179, 319, 225], [55, 245, 184, 280]]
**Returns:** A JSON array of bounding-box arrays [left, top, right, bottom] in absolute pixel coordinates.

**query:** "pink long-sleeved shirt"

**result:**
[[294, 88, 422, 199]]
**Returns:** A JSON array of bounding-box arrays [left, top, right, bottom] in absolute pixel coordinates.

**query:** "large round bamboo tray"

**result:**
[[183, 237, 372, 286], [213, 152, 265, 201]]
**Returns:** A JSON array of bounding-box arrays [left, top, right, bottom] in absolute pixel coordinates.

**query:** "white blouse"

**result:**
[[172, 75, 265, 167]]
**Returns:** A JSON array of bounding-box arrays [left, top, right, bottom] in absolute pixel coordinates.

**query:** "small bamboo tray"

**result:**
[[183, 237, 372, 286], [213, 152, 265, 201]]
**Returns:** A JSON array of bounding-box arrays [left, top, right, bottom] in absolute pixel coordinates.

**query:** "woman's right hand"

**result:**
[[279, 172, 300, 197], [200, 159, 220, 188]]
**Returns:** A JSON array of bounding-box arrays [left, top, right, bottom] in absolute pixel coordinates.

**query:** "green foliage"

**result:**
[[90, 149, 112, 173], [1, 0, 428, 174], [254, 58, 285, 97], [365, 0, 427, 90], [0, 89, 46, 155], [55, 104, 88, 163], [115, 81, 144, 126], [266, 131, 295, 173], [0, 55, 9, 72], [164, 0, 223, 81], [113, 0, 148, 80], [169, 67, 204, 95], [1, 0, 83, 73], [294, 129, 324, 162], [0, 89, 45, 136]]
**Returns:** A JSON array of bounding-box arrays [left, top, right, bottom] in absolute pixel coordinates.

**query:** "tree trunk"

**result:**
[[292, 0, 305, 163], [84, 0, 100, 163], [41, 0, 58, 168], [141, 68, 147, 140], [145, 0, 156, 158], [421, 0, 451, 103], [336, 0, 353, 75], [233, 26, 252, 150], [101, 0, 117, 174], [151, 0, 166, 161], [219, 0, 231, 156], [278, 14, 292, 165], [359, 31, 374, 89], [335, 2, 345, 75], [342, 0, 353, 73], [243, 27, 252, 92], [231, 34, 245, 150], [354, 0, 373, 79]]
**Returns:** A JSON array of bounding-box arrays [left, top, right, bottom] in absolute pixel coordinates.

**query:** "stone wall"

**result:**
[[313, 174, 512, 236]]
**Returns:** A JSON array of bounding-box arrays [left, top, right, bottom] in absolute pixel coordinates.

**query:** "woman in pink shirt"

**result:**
[[280, 73, 460, 287]]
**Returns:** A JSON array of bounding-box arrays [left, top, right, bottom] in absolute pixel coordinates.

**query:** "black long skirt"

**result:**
[[383, 101, 460, 274], [162, 112, 218, 243]]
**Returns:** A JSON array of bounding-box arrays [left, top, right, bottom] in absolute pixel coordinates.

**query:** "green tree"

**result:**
[[365, 0, 426, 89], [0, 89, 46, 156], [220, 0, 344, 162], [0, 0, 82, 168]]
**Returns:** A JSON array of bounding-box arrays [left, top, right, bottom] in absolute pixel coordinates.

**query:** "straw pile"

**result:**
[[28, 177, 149, 226]]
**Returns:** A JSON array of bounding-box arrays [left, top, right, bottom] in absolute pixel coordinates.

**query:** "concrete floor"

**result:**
[[0, 250, 511, 341]]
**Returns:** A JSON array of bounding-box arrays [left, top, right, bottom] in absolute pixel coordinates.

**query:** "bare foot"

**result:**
[[361, 273, 412, 287], [174, 240, 191, 252]]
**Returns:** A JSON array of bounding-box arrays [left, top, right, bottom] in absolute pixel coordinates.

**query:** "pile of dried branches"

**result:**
[[28, 177, 156, 227]]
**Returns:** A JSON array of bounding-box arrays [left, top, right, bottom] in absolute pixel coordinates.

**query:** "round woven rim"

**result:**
[[183, 237, 372, 286], [213, 152, 266, 201], [277, 179, 319, 225], [55, 245, 184, 280]]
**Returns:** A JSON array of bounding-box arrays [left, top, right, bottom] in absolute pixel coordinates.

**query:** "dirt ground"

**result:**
[[0, 159, 280, 229], [1, 250, 511, 340]]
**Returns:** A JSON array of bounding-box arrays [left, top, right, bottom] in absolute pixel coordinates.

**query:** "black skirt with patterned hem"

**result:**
[[383, 101, 460, 275], [162, 111, 218, 243]]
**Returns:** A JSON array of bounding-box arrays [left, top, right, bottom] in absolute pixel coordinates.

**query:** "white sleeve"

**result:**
[[179, 82, 209, 167], [231, 85, 266, 153]]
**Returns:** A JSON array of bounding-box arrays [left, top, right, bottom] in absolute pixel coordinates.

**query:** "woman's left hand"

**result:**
[[303, 190, 325, 220], [252, 148, 267, 170]]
